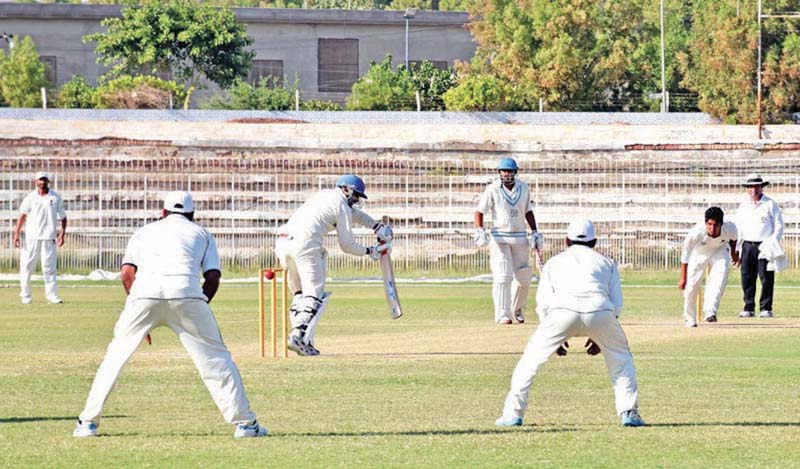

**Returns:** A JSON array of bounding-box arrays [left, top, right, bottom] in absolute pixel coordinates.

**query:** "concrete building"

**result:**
[[0, 3, 474, 104]]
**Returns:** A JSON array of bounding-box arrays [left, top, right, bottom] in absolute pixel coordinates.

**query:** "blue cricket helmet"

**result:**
[[496, 158, 519, 171], [335, 174, 368, 199]]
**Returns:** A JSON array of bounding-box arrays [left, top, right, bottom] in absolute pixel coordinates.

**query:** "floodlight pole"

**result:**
[[660, 0, 667, 112], [404, 8, 417, 70], [757, 0, 762, 139]]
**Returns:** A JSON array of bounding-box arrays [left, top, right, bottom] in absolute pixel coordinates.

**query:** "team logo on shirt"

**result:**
[[509, 209, 519, 218]]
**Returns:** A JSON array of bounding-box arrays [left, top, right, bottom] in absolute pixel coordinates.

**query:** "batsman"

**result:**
[[474, 158, 543, 324], [275, 174, 393, 356]]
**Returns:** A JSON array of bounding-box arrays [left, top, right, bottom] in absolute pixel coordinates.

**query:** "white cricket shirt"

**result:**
[[735, 194, 784, 242], [122, 215, 220, 300], [19, 190, 66, 240], [280, 188, 376, 255], [476, 179, 532, 245], [535, 245, 623, 317], [680, 221, 737, 264]]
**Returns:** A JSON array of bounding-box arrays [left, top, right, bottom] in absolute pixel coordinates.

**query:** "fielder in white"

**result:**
[[474, 158, 543, 324], [495, 219, 645, 428], [13, 171, 66, 304], [74, 191, 266, 438], [678, 207, 739, 327], [275, 174, 393, 356]]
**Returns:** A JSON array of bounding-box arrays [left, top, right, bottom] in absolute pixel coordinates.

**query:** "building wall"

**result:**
[[0, 4, 475, 104]]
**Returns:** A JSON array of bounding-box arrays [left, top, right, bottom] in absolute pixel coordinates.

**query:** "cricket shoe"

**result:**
[[73, 419, 98, 437], [234, 420, 268, 438], [513, 309, 525, 324], [759, 310, 773, 318], [287, 333, 314, 356], [47, 296, 63, 304], [621, 409, 646, 427], [497, 318, 513, 325], [21, 296, 32, 305], [684, 319, 697, 328], [495, 416, 523, 427], [739, 310, 755, 318], [704, 314, 717, 323]]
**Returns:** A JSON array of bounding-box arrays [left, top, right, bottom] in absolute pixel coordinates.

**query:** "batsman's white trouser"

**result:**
[[500, 308, 639, 420], [683, 249, 730, 322], [490, 241, 531, 322], [275, 237, 326, 299], [78, 298, 257, 426], [19, 238, 59, 300]]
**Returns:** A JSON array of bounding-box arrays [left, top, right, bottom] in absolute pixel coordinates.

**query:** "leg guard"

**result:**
[[303, 291, 331, 347], [511, 266, 533, 322]]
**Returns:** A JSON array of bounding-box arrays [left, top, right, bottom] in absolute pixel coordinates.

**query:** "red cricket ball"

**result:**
[[265, 269, 275, 280]]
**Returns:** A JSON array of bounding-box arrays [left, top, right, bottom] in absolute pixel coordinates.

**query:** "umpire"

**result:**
[[735, 174, 784, 318]]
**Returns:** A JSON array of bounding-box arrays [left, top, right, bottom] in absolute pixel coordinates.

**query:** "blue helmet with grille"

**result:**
[[496, 158, 519, 171]]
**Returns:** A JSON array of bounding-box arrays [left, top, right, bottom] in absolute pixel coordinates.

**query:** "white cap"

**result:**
[[35, 171, 50, 180], [567, 218, 596, 242], [163, 191, 194, 214]]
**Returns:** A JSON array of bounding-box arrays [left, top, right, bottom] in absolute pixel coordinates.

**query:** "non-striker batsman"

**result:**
[[474, 158, 542, 324]]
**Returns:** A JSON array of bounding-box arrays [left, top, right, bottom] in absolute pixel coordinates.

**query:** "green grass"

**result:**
[[1, 280, 799, 467]]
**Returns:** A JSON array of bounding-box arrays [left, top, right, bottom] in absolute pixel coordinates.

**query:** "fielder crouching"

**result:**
[[495, 219, 645, 428], [74, 191, 266, 438], [275, 174, 392, 356]]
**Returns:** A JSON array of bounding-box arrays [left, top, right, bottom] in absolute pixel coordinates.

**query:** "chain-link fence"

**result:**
[[1, 145, 798, 276]]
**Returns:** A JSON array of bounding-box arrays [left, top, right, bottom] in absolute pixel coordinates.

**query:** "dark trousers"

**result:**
[[740, 241, 774, 312]]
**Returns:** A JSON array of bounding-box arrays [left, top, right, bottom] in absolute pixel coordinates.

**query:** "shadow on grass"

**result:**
[[649, 421, 800, 428], [276, 426, 575, 438], [0, 415, 128, 423]]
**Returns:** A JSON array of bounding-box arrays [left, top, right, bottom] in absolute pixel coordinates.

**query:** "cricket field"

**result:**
[[1, 276, 799, 467]]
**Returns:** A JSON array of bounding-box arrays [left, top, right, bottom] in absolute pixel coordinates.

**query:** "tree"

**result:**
[[57, 75, 96, 109], [203, 77, 297, 110], [409, 61, 457, 110], [680, 0, 800, 123], [85, 0, 254, 90], [0, 36, 49, 108], [347, 55, 416, 110], [464, 0, 667, 111], [442, 74, 514, 110]]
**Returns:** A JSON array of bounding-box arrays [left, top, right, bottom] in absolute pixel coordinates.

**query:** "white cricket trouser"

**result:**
[[19, 238, 59, 300], [490, 241, 530, 322], [78, 298, 257, 426], [275, 237, 327, 299], [684, 250, 730, 322], [500, 308, 639, 420]]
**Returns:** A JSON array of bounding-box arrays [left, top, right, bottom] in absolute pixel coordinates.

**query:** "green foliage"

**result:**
[[203, 77, 298, 110], [84, 0, 254, 89], [465, 0, 678, 111], [410, 61, 457, 110], [56, 75, 96, 109], [442, 73, 515, 111], [300, 99, 343, 111], [0, 36, 49, 108], [347, 55, 416, 110], [94, 75, 188, 109]]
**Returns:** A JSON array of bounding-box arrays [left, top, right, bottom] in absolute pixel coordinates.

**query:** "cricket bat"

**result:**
[[380, 253, 403, 319]]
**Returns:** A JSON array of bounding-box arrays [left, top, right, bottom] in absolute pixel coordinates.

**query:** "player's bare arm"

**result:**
[[57, 218, 67, 247], [13, 213, 26, 248]]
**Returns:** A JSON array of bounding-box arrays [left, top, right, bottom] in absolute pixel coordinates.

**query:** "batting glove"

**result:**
[[556, 341, 569, 357], [530, 231, 544, 250], [367, 243, 391, 261], [373, 222, 394, 243], [585, 338, 601, 356], [474, 228, 489, 247]]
